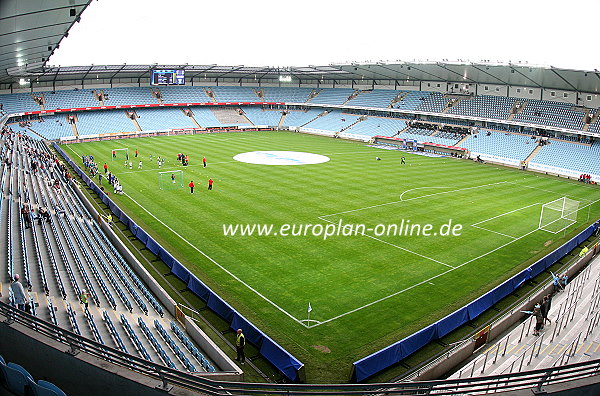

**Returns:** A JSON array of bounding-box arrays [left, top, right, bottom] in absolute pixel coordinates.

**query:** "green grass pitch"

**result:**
[[61, 131, 600, 382]]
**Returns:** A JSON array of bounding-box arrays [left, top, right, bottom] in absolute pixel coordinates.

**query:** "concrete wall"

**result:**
[[476, 84, 509, 97], [508, 86, 542, 100], [420, 81, 446, 92]]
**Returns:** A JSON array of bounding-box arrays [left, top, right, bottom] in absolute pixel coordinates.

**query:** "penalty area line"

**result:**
[[122, 192, 309, 328]]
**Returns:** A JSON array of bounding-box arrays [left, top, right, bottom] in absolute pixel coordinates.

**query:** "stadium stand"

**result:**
[[26, 116, 75, 140], [458, 130, 538, 161], [101, 87, 156, 106], [158, 86, 211, 104], [392, 91, 430, 111], [0, 131, 219, 376], [450, 255, 600, 380], [513, 99, 586, 130], [75, 110, 136, 135], [281, 109, 323, 127], [262, 87, 313, 103], [0, 354, 68, 396], [0, 93, 41, 113], [42, 89, 98, 110], [529, 140, 600, 176], [346, 89, 398, 108], [242, 107, 283, 126], [344, 116, 406, 137], [447, 95, 516, 120], [414, 92, 447, 113], [303, 110, 361, 132], [135, 108, 196, 130], [308, 88, 355, 106], [189, 106, 225, 127], [211, 86, 260, 102], [399, 128, 463, 146]]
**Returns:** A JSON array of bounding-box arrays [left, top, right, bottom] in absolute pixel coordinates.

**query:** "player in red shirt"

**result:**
[[135, 149, 139, 157], [208, 178, 213, 190], [203, 157, 207, 168], [103, 163, 108, 173], [188, 181, 195, 193]]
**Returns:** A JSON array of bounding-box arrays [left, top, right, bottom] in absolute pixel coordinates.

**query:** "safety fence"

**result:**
[[352, 222, 599, 381]]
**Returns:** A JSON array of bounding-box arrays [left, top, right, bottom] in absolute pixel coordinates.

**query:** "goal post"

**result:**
[[539, 197, 580, 234], [158, 170, 184, 190], [111, 148, 129, 161]]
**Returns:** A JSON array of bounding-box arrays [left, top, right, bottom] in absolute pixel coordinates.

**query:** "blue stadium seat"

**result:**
[[2, 362, 34, 396], [27, 378, 68, 396]]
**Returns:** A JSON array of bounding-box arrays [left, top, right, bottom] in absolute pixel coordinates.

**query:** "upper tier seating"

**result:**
[[157, 86, 211, 103], [262, 87, 313, 103], [346, 90, 398, 108], [27, 116, 74, 140], [42, 89, 98, 110], [189, 107, 223, 127], [530, 140, 600, 175], [513, 100, 585, 130], [459, 130, 537, 160], [101, 87, 156, 106], [210, 86, 260, 102], [0, 93, 40, 113], [308, 88, 355, 106], [447, 95, 516, 120], [135, 108, 196, 130], [414, 92, 447, 113], [392, 91, 430, 111]]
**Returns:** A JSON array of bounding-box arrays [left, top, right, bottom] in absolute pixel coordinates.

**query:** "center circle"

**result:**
[[233, 151, 330, 166]]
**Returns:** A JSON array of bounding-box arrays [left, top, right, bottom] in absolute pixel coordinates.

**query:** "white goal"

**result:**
[[111, 148, 129, 161], [158, 170, 184, 190], [539, 197, 580, 234]]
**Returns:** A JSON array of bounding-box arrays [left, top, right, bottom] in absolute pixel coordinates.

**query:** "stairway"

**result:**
[[203, 88, 217, 103], [524, 144, 543, 165], [128, 111, 142, 132], [340, 115, 366, 132], [306, 89, 321, 102], [450, 257, 600, 380], [69, 114, 79, 138], [390, 92, 408, 108], [152, 88, 163, 104], [455, 134, 471, 146], [277, 111, 287, 129], [301, 110, 329, 127], [183, 108, 201, 128], [341, 90, 360, 106], [508, 101, 526, 121], [443, 98, 461, 113]]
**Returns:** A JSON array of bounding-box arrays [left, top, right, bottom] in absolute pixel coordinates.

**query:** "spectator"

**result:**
[[541, 295, 552, 326], [10, 274, 30, 311], [533, 306, 543, 336]]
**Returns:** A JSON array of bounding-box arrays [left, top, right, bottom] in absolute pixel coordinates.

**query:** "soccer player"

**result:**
[[112, 150, 116, 158], [157, 157, 161, 168], [124, 160, 127, 168], [401, 156, 406, 164], [149, 154, 152, 160], [135, 149, 138, 157], [203, 156, 207, 168], [103, 163, 108, 173], [138, 160, 143, 169], [208, 178, 213, 190], [129, 161, 133, 169], [188, 180, 195, 193], [171, 173, 176, 184]]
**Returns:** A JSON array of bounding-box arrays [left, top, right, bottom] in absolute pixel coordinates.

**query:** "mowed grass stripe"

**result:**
[[63, 131, 600, 382]]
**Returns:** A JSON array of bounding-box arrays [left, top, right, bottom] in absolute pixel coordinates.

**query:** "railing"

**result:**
[[2, 300, 600, 395], [400, 237, 599, 382]]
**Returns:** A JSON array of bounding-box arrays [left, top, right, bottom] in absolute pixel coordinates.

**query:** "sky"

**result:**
[[49, 0, 600, 71]]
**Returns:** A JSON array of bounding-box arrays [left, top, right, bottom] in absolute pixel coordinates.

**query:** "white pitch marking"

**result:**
[[471, 202, 541, 227], [471, 224, 517, 240], [318, 216, 455, 269], [320, 181, 509, 218], [122, 192, 308, 328]]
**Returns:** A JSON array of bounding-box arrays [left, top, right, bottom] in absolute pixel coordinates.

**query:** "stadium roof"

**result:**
[[4, 62, 600, 96], [0, 0, 92, 83]]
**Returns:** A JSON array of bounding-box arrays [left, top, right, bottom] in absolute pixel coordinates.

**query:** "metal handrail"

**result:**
[[2, 301, 600, 395]]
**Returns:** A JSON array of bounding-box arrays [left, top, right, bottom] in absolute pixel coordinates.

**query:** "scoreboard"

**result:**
[[151, 69, 185, 85]]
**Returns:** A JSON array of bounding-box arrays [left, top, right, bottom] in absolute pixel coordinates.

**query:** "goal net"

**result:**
[[159, 170, 184, 190], [111, 148, 129, 161], [539, 197, 579, 234]]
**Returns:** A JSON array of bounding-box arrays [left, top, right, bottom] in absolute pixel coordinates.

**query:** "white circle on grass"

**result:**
[[233, 151, 330, 166]]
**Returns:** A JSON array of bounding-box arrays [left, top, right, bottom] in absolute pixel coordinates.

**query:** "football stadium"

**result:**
[[1, 1, 600, 394]]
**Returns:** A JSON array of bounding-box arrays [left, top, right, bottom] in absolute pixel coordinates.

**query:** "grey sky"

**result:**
[[49, 0, 600, 71]]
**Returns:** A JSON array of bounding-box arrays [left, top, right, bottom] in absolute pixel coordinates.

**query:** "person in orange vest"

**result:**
[[188, 180, 195, 193]]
